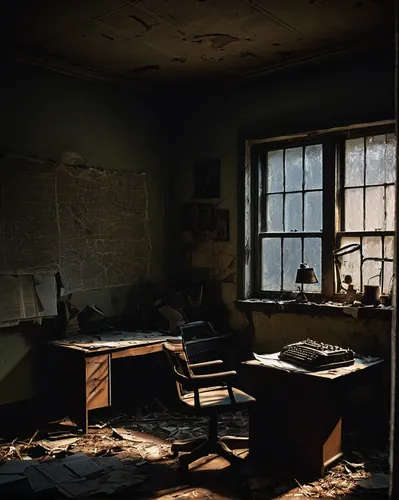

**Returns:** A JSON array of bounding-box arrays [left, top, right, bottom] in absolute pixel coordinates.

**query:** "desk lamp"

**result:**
[[295, 263, 318, 302]]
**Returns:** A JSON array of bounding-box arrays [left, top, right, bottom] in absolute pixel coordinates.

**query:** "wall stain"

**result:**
[[184, 33, 251, 50], [132, 64, 161, 72], [128, 14, 154, 32], [102, 34, 114, 41], [240, 51, 258, 58], [171, 57, 187, 63]]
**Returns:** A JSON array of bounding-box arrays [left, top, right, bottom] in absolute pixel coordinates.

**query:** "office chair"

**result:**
[[163, 341, 256, 473]]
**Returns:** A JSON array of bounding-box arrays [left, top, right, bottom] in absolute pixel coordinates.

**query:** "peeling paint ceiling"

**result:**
[[3, 0, 395, 87]]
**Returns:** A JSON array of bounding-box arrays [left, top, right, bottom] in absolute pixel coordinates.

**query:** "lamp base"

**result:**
[[296, 291, 308, 303]]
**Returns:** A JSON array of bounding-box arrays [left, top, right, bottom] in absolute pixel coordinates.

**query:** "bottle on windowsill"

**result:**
[[346, 284, 357, 303]]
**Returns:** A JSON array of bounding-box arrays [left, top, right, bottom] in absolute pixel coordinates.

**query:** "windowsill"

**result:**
[[236, 299, 392, 320]]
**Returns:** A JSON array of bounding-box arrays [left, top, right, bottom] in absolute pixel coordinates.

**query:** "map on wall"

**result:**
[[57, 165, 150, 294], [0, 156, 151, 294]]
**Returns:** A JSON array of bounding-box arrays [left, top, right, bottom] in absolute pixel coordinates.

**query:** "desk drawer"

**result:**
[[86, 355, 110, 410]]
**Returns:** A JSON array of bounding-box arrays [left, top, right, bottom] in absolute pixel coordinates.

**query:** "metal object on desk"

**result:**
[[279, 339, 354, 371]]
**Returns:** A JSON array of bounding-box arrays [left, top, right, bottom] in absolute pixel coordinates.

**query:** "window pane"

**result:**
[[363, 236, 382, 289], [304, 191, 322, 231], [386, 185, 395, 231], [304, 145, 322, 190], [366, 135, 386, 186], [337, 237, 361, 292], [285, 147, 303, 192], [344, 188, 363, 231], [383, 236, 394, 294], [266, 194, 283, 231], [365, 186, 384, 231], [384, 236, 394, 259], [383, 262, 393, 294], [267, 150, 284, 193], [261, 238, 281, 291], [345, 138, 364, 187], [283, 238, 301, 291], [285, 193, 302, 231], [386, 133, 396, 183], [304, 238, 321, 293]]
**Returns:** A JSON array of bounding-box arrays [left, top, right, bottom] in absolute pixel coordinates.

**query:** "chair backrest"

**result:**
[[179, 321, 230, 363], [163, 342, 191, 401]]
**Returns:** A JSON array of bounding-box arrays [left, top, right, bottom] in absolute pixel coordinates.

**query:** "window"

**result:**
[[337, 133, 396, 295], [260, 144, 323, 294], [244, 122, 396, 300]]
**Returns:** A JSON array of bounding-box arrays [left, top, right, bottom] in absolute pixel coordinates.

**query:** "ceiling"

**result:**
[[3, 0, 395, 88]]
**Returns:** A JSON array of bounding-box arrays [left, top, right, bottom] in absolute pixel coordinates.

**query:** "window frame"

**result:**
[[243, 121, 395, 301]]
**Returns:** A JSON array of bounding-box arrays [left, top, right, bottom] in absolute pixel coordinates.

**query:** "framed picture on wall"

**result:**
[[193, 159, 221, 199]]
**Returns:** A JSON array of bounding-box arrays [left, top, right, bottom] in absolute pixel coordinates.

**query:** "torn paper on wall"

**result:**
[[0, 275, 40, 322], [34, 274, 57, 317]]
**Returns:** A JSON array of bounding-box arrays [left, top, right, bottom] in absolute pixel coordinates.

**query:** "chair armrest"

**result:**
[[189, 360, 223, 369], [190, 370, 237, 388]]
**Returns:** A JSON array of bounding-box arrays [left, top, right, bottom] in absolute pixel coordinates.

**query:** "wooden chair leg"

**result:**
[[219, 436, 249, 450], [171, 437, 207, 457], [216, 440, 242, 465], [179, 439, 212, 471]]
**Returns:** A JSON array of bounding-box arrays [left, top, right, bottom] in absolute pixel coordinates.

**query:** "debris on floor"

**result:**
[[0, 401, 390, 499], [0, 453, 145, 498]]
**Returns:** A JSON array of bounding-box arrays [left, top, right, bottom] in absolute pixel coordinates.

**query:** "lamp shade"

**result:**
[[295, 263, 318, 284]]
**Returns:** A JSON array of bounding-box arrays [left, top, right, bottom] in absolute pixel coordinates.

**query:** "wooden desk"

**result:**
[[41, 332, 182, 433], [241, 354, 383, 480]]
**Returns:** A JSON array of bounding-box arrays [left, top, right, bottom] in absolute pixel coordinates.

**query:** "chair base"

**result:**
[[171, 436, 249, 473]]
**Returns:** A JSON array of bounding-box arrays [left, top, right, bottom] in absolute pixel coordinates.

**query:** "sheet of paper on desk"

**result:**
[[254, 353, 309, 373], [253, 352, 383, 379]]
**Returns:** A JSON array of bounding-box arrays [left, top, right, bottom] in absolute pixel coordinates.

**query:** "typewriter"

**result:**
[[279, 338, 355, 371]]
